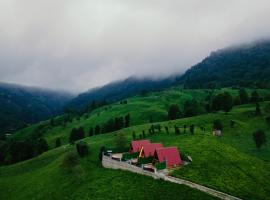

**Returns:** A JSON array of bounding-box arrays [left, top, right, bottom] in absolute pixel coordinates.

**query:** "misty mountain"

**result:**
[[67, 76, 177, 110], [0, 82, 74, 136], [178, 40, 270, 88]]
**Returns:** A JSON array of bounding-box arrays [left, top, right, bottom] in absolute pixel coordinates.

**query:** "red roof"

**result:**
[[154, 147, 182, 167], [130, 140, 151, 153], [140, 143, 163, 158]]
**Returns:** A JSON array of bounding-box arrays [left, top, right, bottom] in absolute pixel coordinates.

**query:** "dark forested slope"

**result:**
[[178, 40, 270, 88], [0, 82, 73, 136]]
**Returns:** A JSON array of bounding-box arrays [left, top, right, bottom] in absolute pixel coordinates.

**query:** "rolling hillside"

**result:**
[[12, 88, 270, 148], [0, 82, 74, 137], [2, 88, 270, 199]]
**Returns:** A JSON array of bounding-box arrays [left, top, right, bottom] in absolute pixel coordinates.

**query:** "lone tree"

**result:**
[[168, 104, 181, 120], [253, 130, 267, 149]]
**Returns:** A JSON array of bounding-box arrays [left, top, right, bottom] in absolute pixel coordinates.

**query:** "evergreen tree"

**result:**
[[239, 89, 249, 104], [213, 120, 223, 130], [142, 130, 146, 138], [132, 131, 136, 140], [251, 90, 260, 103], [95, 125, 101, 135], [253, 130, 267, 149], [255, 102, 261, 116], [125, 113, 130, 127], [190, 124, 195, 134], [88, 127, 94, 137], [55, 137, 61, 148], [212, 92, 233, 113], [76, 141, 89, 157], [165, 126, 169, 134], [174, 126, 180, 135], [168, 104, 181, 120], [184, 125, 187, 134]]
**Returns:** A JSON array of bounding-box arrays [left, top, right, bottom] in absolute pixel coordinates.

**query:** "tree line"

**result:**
[[0, 138, 48, 165], [168, 89, 265, 120], [69, 113, 130, 144]]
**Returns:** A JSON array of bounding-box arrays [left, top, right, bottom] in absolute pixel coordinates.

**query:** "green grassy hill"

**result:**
[[11, 88, 269, 148], [1, 88, 270, 199]]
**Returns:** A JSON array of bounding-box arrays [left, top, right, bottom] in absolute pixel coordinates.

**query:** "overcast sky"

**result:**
[[1, 0, 270, 93]]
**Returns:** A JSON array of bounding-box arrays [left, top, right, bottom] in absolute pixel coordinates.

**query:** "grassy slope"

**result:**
[[2, 88, 270, 200], [0, 134, 215, 200], [12, 88, 269, 148]]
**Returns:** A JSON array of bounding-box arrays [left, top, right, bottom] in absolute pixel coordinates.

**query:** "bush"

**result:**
[[266, 116, 270, 126], [76, 141, 89, 157], [114, 133, 127, 150], [61, 152, 78, 168]]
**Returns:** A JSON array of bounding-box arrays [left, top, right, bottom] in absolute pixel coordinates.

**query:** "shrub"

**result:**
[[114, 133, 127, 150], [62, 152, 78, 168], [255, 102, 262, 116], [55, 137, 61, 148], [76, 141, 89, 157], [266, 116, 270, 126], [253, 130, 267, 149]]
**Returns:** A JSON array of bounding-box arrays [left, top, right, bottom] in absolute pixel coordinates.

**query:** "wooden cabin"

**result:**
[[129, 140, 151, 153], [139, 143, 163, 158], [153, 147, 182, 168]]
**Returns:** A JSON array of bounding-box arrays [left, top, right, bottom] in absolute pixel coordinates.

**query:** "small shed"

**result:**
[[153, 147, 182, 168], [129, 140, 151, 153], [139, 143, 163, 158]]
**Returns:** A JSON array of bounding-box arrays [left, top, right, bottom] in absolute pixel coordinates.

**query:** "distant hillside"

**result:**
[[178, 40, 270, 88], [0, 82, 74, 136], [68, 76, 176, 110]]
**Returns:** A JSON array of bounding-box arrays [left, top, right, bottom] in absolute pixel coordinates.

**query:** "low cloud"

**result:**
[[1, 0, 270, 92]]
